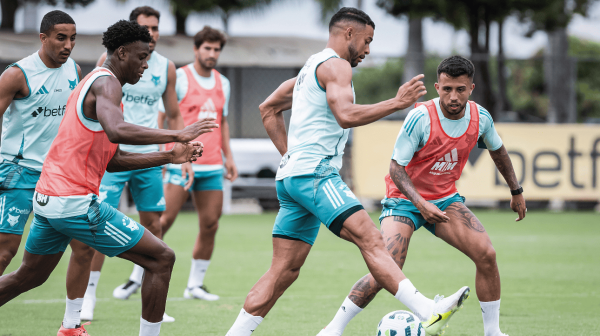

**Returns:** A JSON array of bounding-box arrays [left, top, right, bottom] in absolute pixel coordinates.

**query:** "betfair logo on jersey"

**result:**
[[431, 148, 458, 174], [123, 93, 158, 106], [31, 105, 66, 118], [198, 98, 218, 120]]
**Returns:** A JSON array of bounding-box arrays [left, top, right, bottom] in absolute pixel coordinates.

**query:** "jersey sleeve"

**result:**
[[221, 74, 231, 117], [477, 105, 503, 151], [391, 107, 428, 166]]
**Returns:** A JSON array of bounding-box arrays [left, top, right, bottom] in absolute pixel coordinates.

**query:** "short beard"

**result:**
[[199, 58, 217, 70], [348, 44, 359, 68], [441, 101, 466, 116]]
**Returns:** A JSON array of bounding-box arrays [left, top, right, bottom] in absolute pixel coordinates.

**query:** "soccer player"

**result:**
[[80, 6, 187, 323], [225, 8, 469, 336], [0, 10, 100, 335], [158, 26, 237, 302], [318, 56, 526, 336], [0, 20, 217, 336]]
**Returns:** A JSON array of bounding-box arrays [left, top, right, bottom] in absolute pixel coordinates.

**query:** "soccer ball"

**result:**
[[376, 310, 424, 336]]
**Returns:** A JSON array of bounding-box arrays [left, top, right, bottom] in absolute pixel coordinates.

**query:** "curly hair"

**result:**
[[437, 56, 475, 79], [102, 20, 152, 54]]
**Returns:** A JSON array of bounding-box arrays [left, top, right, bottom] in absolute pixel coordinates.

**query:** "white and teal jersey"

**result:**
[[392, 97, 503, 166], [1, 52, 79, 171], [120, 51, 169, 154], [276, 48, 354, 180]]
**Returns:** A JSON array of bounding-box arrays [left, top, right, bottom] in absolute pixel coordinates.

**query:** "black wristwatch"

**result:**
[[510, 186, 523, 196]]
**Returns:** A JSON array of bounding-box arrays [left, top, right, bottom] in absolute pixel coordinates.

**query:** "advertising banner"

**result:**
[[353, 122, 600, 200]]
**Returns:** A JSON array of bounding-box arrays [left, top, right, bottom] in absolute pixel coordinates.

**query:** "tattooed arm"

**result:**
[[389, 160, 450, 224], [489, 145, 526, 221]]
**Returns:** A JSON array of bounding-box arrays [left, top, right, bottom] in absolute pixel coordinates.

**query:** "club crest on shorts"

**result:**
[[7, 214, 20, 227]]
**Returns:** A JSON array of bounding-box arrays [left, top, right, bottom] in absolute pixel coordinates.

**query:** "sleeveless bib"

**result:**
[[167, 66, 225, 166], [385, 100, 479, 201], [36, 68, 119, 197]]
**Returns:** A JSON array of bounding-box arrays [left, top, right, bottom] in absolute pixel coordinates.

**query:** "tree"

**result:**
[[514, 0, 598, 122], [1, 0, 94, 31], [168, 0, 274, 35]]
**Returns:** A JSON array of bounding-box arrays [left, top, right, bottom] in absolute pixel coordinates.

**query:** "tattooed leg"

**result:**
[[435, 202, 500, 302], [347, 216, 414, 308]]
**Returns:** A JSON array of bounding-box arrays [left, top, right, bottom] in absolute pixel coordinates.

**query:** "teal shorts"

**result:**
[[25, 199, 144, 257], [163, 168, 223, 191], [100, 167, 165, 212], [273, 168, 364, 246], [0, 188, 34, 235], [378, 194, 465, 235], [0, 162, 40, 235]]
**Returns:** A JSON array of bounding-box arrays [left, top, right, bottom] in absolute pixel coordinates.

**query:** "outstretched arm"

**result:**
[[162, 61, 185, 131], [260, 77, 295, 156], [91, 76, 218, 145], [319, 58, 426, 129], [489, 145, 526, 221], [107, 142, 202, 173], [389, 160, 450, 224]]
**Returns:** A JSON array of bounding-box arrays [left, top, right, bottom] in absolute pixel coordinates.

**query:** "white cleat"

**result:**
[[422, 286, 470, 336], [316, 327, 339, 336], [112, 280, 141, 300], [80, 296, 96, 321], [162, 312, 175, 323], [183, 285, 219, 301]]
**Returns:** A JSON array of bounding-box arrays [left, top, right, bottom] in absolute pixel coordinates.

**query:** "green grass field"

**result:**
[[1, 210, 599, 335]]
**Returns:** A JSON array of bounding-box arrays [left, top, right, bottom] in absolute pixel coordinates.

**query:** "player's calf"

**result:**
[[0, 234, 20, 275]]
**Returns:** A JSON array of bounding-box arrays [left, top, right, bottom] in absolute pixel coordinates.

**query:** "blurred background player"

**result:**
[[157, 26, 237, 301], [0, 19, 216, 336], [225, 8, 468, 336], [0, 10, 100, 335], [80, 6, 188, 323], [318, 56, 526, 336]]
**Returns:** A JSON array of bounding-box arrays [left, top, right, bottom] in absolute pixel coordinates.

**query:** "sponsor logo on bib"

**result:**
[[430, 148, 458, 175]]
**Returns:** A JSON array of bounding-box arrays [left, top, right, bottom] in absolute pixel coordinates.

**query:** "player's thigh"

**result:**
[[191, 190, 223, 225], [272, 179, 322, 246], [379, 216, 415, 268], [117, 229, 173, 269], [162, 170, 190, 217], [435, 202, 493, 259], [52, 201, 145, 258], [99, 171, 129, 208], [130, 167, 165, 213], [0, 188, 34, 236]]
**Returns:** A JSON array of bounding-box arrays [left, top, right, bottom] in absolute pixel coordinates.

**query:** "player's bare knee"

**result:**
[[201, 220, 219, 237], [0, 248, 18, 268], [158, 246, 176, 270], [358, 227, 385, 251], [71, 244, 95, 265], [475, 245, 497, 269]]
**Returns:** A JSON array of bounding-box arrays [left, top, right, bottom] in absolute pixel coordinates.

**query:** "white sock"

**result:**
[[187, 258, 210, 288], [324, 296, 363, 335], [394, 279, 434, 322], [84, 271, 101, 299], [139, 317, 161, 336], [480, 299, 501, 336], [225, 308, 263, 336], [63, 297, 83, 328], [130, 264, 145, 285]]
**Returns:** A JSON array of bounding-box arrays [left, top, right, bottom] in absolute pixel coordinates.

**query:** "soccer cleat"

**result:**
[[162, 312, 175, 323], [112, 280, 140, 300], [80, 296, 96, 321], [316, 327, 339, 336], [57, 322, 91, 336], [184, 285, 219, 301], [422, 286, 470, 336]]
